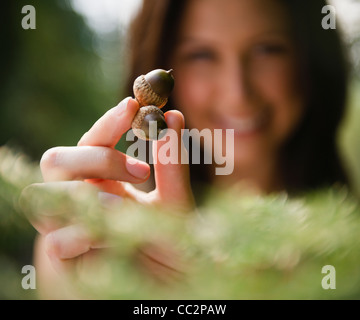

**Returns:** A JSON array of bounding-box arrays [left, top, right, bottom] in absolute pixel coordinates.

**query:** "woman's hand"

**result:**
[[22, 97, 194, 294]]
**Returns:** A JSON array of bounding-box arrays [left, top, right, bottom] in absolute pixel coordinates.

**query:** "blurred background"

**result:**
[[1, 0, 141, 160], [1, 0, 360, 299], [1, 0, 360, 184]]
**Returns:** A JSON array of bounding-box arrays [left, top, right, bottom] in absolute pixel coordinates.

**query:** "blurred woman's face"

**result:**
[[171, 0, 305, 179]]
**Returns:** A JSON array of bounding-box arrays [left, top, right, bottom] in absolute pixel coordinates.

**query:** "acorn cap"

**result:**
[[133, 69, 174, 109], [132, 106, 168, 141]]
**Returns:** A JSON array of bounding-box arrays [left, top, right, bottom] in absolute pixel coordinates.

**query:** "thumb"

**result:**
[[152, 111, 195, 211]]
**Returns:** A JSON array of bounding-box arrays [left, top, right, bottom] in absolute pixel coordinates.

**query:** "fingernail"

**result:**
[[115, 97, 131, 113], [126, 157, 150, 180], [123, 96, 131, 106]]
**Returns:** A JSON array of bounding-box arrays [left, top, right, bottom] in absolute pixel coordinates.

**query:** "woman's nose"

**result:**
[[215, 61, 254, 114]]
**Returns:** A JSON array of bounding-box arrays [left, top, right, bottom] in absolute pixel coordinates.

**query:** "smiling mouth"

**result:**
[[214, 111, 269, 136]]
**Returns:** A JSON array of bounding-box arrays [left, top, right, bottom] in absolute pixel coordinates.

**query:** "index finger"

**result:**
[[78, 97, 139, 148]]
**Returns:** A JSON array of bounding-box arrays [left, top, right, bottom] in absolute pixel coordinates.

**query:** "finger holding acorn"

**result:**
[[132, 69, 175, 141]]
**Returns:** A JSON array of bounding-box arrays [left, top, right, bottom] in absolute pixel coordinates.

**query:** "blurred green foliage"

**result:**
[[339, 79, 360, 195], [1, 0, 124, 160], [0, 148, 40, 299], [0, 0, 124, 300], [3, 146, 360, 299]]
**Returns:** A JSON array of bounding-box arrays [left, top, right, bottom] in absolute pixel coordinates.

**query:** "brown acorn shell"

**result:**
[[132, 106, 166, 140], [133, 75, 168, 109]]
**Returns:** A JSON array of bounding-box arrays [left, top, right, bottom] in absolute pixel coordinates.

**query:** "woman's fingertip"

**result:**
[[128, 97, 140, 109], [164, 110, 185, 131], [126, 157, 151, 181], [115, 97, 136, 114], [119, 96, 131, 107]]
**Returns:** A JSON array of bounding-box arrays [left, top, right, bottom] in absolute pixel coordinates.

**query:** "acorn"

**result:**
[[132, 106, 167, 141], [133, 69, 174, 109], [132, 69, 174, 141]]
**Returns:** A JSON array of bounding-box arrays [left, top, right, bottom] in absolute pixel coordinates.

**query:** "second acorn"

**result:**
[[132, 69, 174, 141]]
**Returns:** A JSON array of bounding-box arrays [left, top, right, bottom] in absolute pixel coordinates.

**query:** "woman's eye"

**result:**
[[253, 44, 288, 55], [185, 50, 216, 62]]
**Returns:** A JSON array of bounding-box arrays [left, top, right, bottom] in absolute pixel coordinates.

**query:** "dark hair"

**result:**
[[277, 1, 350, 194], [125, 0, 350, 198]]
